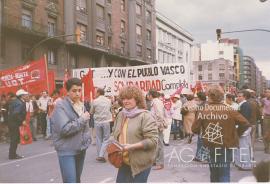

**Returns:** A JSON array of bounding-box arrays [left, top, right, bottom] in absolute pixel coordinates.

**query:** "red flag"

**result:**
[[81, 69, 95, 101], [60, 69, 70, 96], [48, 70, 56, 95], [0, 56, 48, 95], [171, 85, 184, 96]]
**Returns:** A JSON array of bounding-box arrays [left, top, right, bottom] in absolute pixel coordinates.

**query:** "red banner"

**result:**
[[48, 70, 56, 95], [81, 69, 95, 102], [0, 57, 48, 95]]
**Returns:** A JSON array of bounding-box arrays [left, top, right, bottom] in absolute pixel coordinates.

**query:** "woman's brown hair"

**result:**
[[119, 86, 146, 109]]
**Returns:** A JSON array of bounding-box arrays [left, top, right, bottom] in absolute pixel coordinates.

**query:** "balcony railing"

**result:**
[[3, 13, 64, 40]]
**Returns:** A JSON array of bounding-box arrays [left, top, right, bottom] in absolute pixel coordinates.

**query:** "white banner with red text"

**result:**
[[73, 63, 190, 96]]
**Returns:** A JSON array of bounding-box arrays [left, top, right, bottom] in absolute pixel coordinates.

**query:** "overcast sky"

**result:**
[[156, 0, 270, 79]]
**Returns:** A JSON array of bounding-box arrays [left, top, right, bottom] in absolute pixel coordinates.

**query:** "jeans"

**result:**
[[263, 117, 270, 153], [209, 148, 232, 183], [195, 135, 210, 161], [46, 115, 51, 138], [39, 112, 47, 136], [116, 164, 151, 183], [95, 122, 110, 157], [30, 116, 37, 139], [57, 150, 86, 183], [171, 119, 184, 139]]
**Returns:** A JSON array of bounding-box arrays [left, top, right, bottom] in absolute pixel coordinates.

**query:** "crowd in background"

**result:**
[[0, 81, 270, 182]]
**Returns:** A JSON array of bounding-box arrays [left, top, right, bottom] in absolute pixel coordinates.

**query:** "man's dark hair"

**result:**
[[96, 88, 105, 96], [197, 92, 206, 101], [253, 161, 270, 182], [241, 85, 249, 90], [65, 78, 82, 91], [226, 93, 235, 101], [242, 90, 251, 99], [148, 89, 160, 98], [42, 90, 48, 94]]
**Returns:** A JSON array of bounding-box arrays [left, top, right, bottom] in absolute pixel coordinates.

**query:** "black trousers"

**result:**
[[39, 112, 47, 136], [8, 125, 20, 158]]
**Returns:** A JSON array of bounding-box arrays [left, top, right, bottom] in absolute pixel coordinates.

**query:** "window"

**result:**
[[120, 20, 125, 33], [146, 10, 151, 23], [120, 41, 125, 54], [178, 39, 183, 50], [21, 43, 31, 60], [172, 55, 176, 63], [107, 0, 111, 4], [198, 65, 202, 71], [22, 9, 32, 29], [198, 74, 203, 80], [208, 73, 212, 80], [146, 30, 151, 41], [136, 44, 142, 56], [158, 50, 163, 63], [158, 28, 163, 42], [136, 25, 142, 40], [219, 51, 224, 55], [172, 36, 176, 47], [47, 49, 57, 65], [70, 54, 78, 68], [219, 73, 225, 80], [164, 31, 167, 42], [208, 63, 212, 71], [76, 0, 87, 13], [108, 14, 112, 26], [97, 4, 104, 19], [168, 53, 171, 63], [146, 49, 151, 59], [96, 30, 105, 46], [77, 23, 87, 42], [163, 52, 167, 63], [121, 0, 125, 12], [136, 3, 142, 15], [48, 17, 56, 36], [219, 64, 225, 70], [108, 36, 112, 49]]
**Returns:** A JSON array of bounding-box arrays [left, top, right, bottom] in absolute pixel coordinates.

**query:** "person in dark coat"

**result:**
[[8, 89, 28, 160]]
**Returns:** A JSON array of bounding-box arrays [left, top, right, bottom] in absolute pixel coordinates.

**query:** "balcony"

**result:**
[[2, 13, 64, 41], [3, 13, 47, 36]]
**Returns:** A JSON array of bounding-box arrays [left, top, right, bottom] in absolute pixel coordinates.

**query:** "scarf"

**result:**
[[122, 107, 146, 118]]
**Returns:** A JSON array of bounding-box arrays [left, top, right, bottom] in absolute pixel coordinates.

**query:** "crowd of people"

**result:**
[[1, 78, 270, 183]]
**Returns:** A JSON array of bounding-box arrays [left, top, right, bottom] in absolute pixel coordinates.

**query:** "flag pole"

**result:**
[[44, 54, 50, 93]]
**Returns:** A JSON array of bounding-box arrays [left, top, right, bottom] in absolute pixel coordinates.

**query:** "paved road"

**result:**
[[0, 136, 269, 183]]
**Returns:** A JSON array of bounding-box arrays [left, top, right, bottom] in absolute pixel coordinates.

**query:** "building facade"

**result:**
[[1, 0, 66, 85], [0, 0, 156, 86], [242, 56, 257, 90], [200, 38, 243, 87], [65, 0, 156, 69], [193, 58, 236, 90], [156, 13, 194, 82]]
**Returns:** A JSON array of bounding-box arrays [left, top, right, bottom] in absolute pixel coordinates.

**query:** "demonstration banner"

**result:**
[[0, 57, 54, 95], [73, 63, 189, 96]]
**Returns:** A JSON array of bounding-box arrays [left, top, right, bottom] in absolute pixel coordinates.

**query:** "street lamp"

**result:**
[[215, 28, 270, 41], [25, 32, 81, 63]]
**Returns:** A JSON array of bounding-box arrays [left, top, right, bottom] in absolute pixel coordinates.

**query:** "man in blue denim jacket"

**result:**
[[50, 78, 91, 183]]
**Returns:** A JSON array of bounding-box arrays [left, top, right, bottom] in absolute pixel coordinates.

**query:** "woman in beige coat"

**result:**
[[111, 86, 158, 183], [182, 94, 197, 143]]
